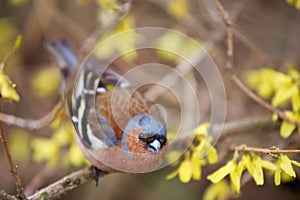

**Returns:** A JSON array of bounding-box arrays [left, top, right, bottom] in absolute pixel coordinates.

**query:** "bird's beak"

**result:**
[[147, 139, 161, 153]]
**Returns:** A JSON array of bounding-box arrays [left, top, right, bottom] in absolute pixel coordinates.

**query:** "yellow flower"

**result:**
[[52, 123, 74, 146], [278, 154, 296, 177], [95, 15, 142, 62], [245, 154, 264, 185], [245, 68, 293, 101], [0, 69, 20, 101], [207, 158, 236, 184], [203, 180, 230, 200], [167, 0, 188, 19], [166, 159, 191, 183], [156, 29, 201, 62], [178, 159, 193, 183], [31, 67, 61, 98], [31, 138, 59, 167], [96, 0, 120, 12], [273, 154, 300, 186], [9, 129, 30, 163], [285, 0, 300, 9], [194, 122, 210, 136], [166, 122, 217, 183], [63, 143, 89, 167], [279, 111, 300, 138]]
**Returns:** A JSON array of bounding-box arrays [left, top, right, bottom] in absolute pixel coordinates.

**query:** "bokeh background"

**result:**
[[1, 0, 300, 199]]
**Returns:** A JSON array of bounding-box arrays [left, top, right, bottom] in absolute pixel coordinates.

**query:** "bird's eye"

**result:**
[[138, 133, 146, 143], [138, 133, 144, 139]]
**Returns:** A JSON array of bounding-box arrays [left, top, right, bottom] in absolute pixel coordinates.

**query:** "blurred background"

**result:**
[[0, 0, 300, 199]]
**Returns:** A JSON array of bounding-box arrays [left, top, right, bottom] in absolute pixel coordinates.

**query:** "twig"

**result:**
[[24, 166, 55, 196], [231, 145, 300, 154], [147, 0, 204, 39], [0, 102, 63, 131], [0, 190, 18, 200], [231, 75, 300, 127], [233, 29, 267, 63], [214, 0, 233, 71], [0, 35, 22, 70], [81, 0, 132, 53], [174, 116, 278, 147], [144, 0, 248, 101], [217, 116, 279, 139], [214, 0, 300, 128], [28, 167, 106, 200], [0, 104, 26, 200], [144, 41, 213, 101]]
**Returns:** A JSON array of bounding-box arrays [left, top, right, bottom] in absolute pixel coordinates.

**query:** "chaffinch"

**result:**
[[47, 41, 168, 173]]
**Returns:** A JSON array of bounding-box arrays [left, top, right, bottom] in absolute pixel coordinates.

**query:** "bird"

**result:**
[[46, 41, 168, 173]]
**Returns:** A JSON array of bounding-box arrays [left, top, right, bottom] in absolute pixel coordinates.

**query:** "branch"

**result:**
[[0, 102, 63, 131], [174, 116, 278, 150], [0, 35, 22, 70], [81, 0, 132, 53], [214, 0, 300, 128], [231, 145, 300, 155], [231, 75, 300, 127], [0, 104, 26, 199], [0, 190, 18, 200], [24, 166, 55, 196], [216, 116, 279, 139], [144, 41, 213, 101], [214, 0, 234, 71], [28, 167, 106, 200]]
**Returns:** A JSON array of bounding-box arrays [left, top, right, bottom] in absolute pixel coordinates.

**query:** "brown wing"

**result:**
[[95, 88, 154, 140]]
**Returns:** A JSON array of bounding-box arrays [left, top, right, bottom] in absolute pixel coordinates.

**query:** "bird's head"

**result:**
[[122, 114, 167, 155]]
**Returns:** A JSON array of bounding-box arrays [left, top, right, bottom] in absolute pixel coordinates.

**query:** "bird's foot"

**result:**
[[91, 166, 102, 186]]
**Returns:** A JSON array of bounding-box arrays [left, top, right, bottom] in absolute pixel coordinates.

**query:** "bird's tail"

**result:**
[[45, 40, 78, 78], [45, 40, 78, 97]]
